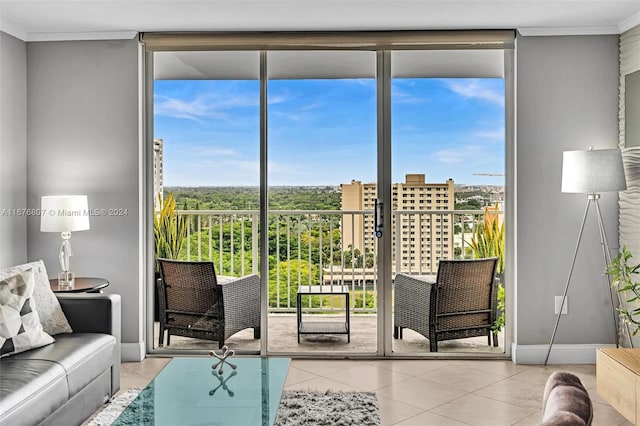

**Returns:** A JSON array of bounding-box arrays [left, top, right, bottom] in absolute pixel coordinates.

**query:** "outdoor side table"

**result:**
[[297, 285, 350, 343]]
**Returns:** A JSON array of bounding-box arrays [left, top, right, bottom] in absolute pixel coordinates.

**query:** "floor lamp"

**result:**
[[544, 147, 628, 365]]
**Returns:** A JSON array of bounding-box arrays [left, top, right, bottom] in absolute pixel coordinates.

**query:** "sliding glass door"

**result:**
[[266, 51, 378, 355], [146, 33, 513, 358], [389, 50, 507, 355], [152, 51, 262, 354]]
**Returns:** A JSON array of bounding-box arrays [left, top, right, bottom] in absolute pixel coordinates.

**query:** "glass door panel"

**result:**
[[266, 51, 378, 355], [390, 50, 506, 355], [152, 51, 261, 354]]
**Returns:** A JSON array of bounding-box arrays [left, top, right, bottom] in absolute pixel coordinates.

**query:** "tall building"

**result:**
[[153, 139, 163, 210], [341, 174, 455, 273]]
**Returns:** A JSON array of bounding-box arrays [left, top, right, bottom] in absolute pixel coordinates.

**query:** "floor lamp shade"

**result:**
[[561, 148, 627, 193]]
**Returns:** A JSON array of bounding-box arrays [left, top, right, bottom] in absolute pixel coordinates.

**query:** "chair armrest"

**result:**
[[394, 274, 434, 318], [218, 275, 260, 304], [218, 275, 260, 338], [56, 293, 121, 395]]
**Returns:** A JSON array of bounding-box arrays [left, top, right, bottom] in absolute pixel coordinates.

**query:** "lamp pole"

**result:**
[[544, 193, 628, 365]]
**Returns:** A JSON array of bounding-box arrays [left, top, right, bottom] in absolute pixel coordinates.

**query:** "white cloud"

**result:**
[[391, 84, 425, 104], [442, 79, 504, 105], [154, 95, 217, 121], [472, 127, 505, 141], [154, 92, 260, 122], [435, 144, 499, 167]]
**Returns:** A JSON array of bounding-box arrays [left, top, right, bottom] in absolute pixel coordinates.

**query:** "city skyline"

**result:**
[[154, 77, 505, 187]]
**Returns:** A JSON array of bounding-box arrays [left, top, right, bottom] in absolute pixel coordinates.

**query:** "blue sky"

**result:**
[[154, 78, 504, 187]]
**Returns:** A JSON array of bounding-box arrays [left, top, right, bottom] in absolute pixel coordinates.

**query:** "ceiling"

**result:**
[[1, 0, 639, 42]]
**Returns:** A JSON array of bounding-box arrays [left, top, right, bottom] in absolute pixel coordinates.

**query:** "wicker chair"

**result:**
[[157, 259, 260, 349], [394, 257, 499, 352]]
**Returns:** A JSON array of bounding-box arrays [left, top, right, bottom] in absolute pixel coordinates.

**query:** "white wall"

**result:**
[[25, 39, 143, 359], [0, 31, 28, 267], [515, 34, 621, 362]]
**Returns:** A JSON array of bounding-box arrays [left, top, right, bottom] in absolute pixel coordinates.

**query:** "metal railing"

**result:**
[[177, 209, 497, 314]]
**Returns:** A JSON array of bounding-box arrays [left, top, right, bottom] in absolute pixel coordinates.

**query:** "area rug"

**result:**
[[88, 388, 380, 426]]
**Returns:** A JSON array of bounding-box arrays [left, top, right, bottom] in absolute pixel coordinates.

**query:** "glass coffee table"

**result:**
[[112, 357, 290, 426]]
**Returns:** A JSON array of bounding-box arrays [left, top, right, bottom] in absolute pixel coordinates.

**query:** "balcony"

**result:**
[[153, 208, 504, 355]]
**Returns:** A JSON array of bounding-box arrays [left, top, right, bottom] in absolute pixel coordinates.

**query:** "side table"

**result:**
[[49, 277, 109, 293], [297, 285, 350, 343], [597, 348, 640, 425]]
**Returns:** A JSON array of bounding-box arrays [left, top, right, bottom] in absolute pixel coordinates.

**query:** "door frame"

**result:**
[[142, 34, 515, 359]]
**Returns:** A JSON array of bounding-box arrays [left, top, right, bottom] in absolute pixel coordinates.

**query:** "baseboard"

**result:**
[[512, 343, 616, 364], [121, 342, 146, 362]]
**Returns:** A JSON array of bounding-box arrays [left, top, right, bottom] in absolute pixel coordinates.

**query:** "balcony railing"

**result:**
[[177, 209, 497, 314]]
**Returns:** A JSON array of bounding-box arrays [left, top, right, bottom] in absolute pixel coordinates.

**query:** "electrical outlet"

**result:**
[[555, 296, 568, 315]]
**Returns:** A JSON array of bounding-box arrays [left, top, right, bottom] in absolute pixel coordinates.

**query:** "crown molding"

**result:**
[[619, 13, 640, 34], [25, 31, 138, 42], [518, 25, 622, 36], [0, 19, 28, 41]]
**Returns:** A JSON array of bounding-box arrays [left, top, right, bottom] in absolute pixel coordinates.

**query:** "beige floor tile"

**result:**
[[393, 411, 471, 425], [323, 363, 412, 391], [431, 394, 537, 426], [290, 359, 359, 376], [591, 401, 634, 426], [283, 365, 320, 386], [284, 375, 367, 392], [364, 359, 446, 375], [417, 365, 507, 392], [120, 357, 171, 379], [119, 370, 153, 392], [376, 395, 426, 426], [511, 412, 543, 425], [377, 377, 467, 410], [454, 359, 533, 378], [474, 368, 557, 410]]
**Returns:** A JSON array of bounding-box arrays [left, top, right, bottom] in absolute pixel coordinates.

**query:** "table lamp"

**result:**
[[40, 195, 90, 288]]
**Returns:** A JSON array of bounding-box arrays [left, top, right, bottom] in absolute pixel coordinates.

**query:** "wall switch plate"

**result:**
[[555, 296, 568, 315]]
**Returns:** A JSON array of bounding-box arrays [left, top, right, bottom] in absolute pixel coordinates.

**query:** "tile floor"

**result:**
[[117, 357, 632, 426]]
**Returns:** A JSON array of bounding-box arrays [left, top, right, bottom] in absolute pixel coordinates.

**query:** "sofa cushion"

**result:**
[[0, 269, 54, 358], [0, 260, 72, 335], [12, 333, 116, 397], [0, 359, 68, 426]]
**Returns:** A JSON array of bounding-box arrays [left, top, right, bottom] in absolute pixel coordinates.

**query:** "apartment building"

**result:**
[[341, 174, 455, 273]]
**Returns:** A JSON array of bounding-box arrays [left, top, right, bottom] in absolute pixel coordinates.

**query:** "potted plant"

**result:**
[[468, 205, 505, 332], [605, 245, 640, 339], [153, 193, 187, 319], [154, 192, 187, 269]]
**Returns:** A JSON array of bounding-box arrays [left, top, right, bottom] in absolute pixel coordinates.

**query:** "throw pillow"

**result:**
[[0, 268, 54, 358], [0, 260, 72, 335]]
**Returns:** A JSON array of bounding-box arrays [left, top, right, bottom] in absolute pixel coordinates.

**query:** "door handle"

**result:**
[[374, 199, 383, 238]]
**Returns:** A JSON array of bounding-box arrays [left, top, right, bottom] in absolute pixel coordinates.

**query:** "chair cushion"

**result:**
[[542, 371, 593, 426], [11, 333, 116, 397]]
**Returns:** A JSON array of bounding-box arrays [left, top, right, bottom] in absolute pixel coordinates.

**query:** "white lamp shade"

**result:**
[[40, 195, 90, 232], [561, 149, 627, 193]]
